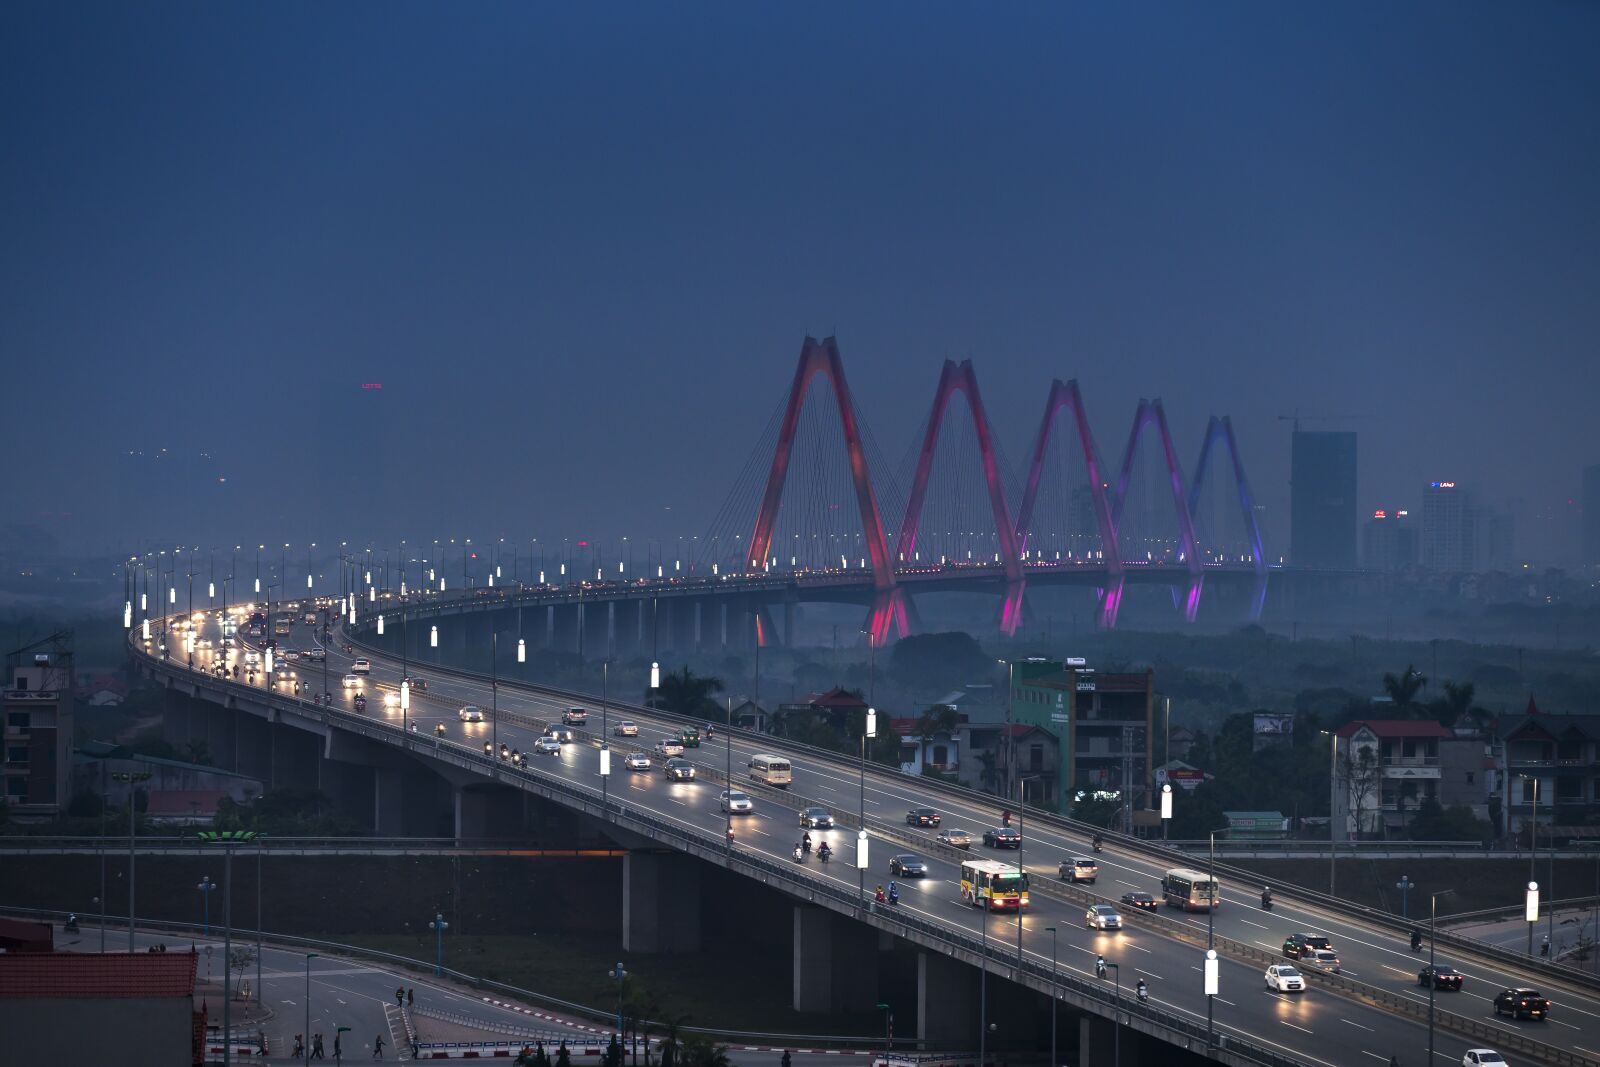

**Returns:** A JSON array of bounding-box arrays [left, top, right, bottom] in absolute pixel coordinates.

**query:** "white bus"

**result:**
[[1162, 867, 1220, 911], [749, 754, 793, 788], [960, 859, 1030, 911]]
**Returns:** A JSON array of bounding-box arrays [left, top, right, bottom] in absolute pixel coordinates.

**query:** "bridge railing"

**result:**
[[345, 613, 1600, 998]]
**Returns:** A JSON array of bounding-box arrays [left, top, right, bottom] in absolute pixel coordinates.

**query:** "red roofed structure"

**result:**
[[0, 951, 201, 1064], [1335, 719, 1453, 740]]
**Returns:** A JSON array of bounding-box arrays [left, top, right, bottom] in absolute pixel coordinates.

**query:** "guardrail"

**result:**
[[341, 614, 1600, 998], [134, 633, 1596, 1066]]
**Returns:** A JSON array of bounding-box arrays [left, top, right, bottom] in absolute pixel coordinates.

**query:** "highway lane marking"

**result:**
[[1341, 1019, 1373, 1031], [1280, 1022, 1313, 1034], [1125, 942, 1152, 953], [1361, 1053, 1389, 1062], [1135, 968, 1162, 980], [1117, 879, 1140, 888], [1240, 919, 1268, 929]]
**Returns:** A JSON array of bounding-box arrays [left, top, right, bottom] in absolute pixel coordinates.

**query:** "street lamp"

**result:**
[[1320, 728, 1340, 895], [111, 769, 151, 949], [876, 1002, 892, 1053], [198, 830, 259, 1067], [1203, 948, 1220, 1048], [1206, 826, 1228, 1048], [1017, 774, 1043, 966], [1527, 880, 1541, 957], [430, 624, 438, 649], [1046, 925, 1059, 1067], [1101, 960, 1121, 1067], [429, 910, 449, 976], [607, 962, 627, 1041], [1161, 782, 1172, 841], [1427, 887, 1457, 1065], [1396, 874, 1414, 920], [858, 702, 875, 902], [305, 952, 319, 1063], [198, 875, 215, 936]]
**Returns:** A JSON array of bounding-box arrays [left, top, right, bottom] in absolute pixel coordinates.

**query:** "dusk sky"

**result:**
[[4, 2, 1596, 563]]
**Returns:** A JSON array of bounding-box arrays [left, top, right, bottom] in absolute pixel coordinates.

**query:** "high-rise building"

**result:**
[[1289, 431, 1357, 569], [1421, 481, 1475, 572], [3, 652, 73, 818], [1363, 509, 1417, 572], [1585, 465, 1600, 567]]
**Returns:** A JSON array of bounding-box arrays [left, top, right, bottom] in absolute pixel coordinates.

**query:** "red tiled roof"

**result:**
[[0, 952, 196, 999], [1336, 719, 1453, 740]]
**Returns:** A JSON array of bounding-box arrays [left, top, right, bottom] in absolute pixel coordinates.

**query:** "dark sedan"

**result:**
[[1418, 965, 1463, 991], [982, 827, 1022, 849], [799, 807, 835, 829], [1120, 892, 1158, 912], [1493, 987, 1549, 1020], [889, 854, 928, 877], [906, 808, 942, 827]]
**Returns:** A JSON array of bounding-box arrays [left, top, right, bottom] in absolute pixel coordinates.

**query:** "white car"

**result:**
[[613, 721, 639, 737], [341, 674, 361, 688], [562, 707, 589, 725], [1303, 949, 1341, 974], [351, 658, 371, 674], [654, 738, 684, 757], [458, 706, 484, 722], [533, 737, 562, 755], [719, 790, 754, 814], [1462, 1052, 1506, 1067], [624, 752, 651, 771], [1265, 965, 1306, 993], [1085, 905, 1123, 931]]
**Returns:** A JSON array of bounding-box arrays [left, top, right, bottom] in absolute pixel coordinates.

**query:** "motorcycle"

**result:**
[[875, 888, 888, 905], [793, 845, 805, 863], [1262, 892, 1273, 911], [1410, 932, 1423, 953], [64, 915, 79, 933], [887, 884, 900, 906], [353, 695, 367, 712], [1136, 983, 1149, 1003], [817, 845, 831, 864], [435, 722, 446, 737], [1092, 839, 1104, 854]]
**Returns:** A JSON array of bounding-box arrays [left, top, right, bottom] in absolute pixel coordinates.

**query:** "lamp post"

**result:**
[[1161, 782, 1172, 841], [305, 952, 318, 1063], [111, 769, 151, 949], [1321, 729, 1340, 895], [1527, 880, 1541, 958], [601, 659, 610, 811], [1428, 887, 1457, 1065], [859, 704, 875, 903], [978, 896, 988, 1067], [429, 910, 449, 976], [1017, 774, 1042, 966], [490, 633, 498, 757], [198, 875, 215, 936], [199, 830, 258, 1067], [608, 962, 627, 1041], [1206, 826, 1228, 1048], [1102, 960, 1121, 1067], [1397, 875, 1414, 920], [876, 1002, 892, 1053], [1046, 925, 1059, 1067]]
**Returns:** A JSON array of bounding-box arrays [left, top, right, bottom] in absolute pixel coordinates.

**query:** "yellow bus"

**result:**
[[960, 859, 1029, 911]]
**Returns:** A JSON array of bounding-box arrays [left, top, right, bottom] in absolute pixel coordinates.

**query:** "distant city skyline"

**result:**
[[3, 4, 1596, 564]]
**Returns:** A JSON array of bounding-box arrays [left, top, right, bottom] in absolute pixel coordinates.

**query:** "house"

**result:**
[[1005, 660, 1155, 815], [74, 742, 263, 808], [1495, 700, 1600, 840], [727, 699, 769, 733], [0, 951, 201, 1065], [1333, 719, 1489, 837], [774, 687, 869, 735], [893, 705, 962, 776], [1166, 725, 1197, 761], [0, 917, 53, 953]]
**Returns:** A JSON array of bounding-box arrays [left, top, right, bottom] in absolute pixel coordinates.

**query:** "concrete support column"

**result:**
[[374, 766, 405, 835], [793, 907, 835, 1013], [455, 787, 490, 843], [917, 949, 979, 1047], [622, 852, 703, 953], [1079, 1012, 1117, 1067], [693, 601, 703, 650], [545, 604, 555, 649]]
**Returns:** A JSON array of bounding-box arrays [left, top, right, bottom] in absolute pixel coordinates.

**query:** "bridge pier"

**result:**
[[1079, 1012, 1118, 1067], [916, 949, 978, 1048], [791, 906, 880, 1015], [621, 851, 702, 953]]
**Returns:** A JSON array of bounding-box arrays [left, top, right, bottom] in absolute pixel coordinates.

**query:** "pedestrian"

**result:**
[[781, 1052, 792, 1067], [407, 987, 414, 1007], [334, 1033, 343, 1062], [293, 1034, 304, 1059], [373, 1033, 384, 1059], [396, 986, 405, 1007], [311, 1033, 325, 1060]]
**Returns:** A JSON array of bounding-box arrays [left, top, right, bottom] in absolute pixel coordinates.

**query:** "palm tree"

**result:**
[[679, 1036, 731, 1067], [1381, 664, 1427, 715], [646, 667, 725, 719]]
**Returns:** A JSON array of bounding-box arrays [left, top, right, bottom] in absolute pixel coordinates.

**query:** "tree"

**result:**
[[1341, 743, 1380, 837], [556, 1041, 572, 1067], [1407, 800, 1491, 843], [679, 1036, 732, 1067], [646, 667, 725, 719], [913, 704, 960, 769], [1381, 665, 1427, 715], [229, 946, 257, 993], [889, 632, 992, 697]]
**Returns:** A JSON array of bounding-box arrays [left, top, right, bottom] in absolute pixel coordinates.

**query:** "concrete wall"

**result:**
[[1, 996, 191, 1065]]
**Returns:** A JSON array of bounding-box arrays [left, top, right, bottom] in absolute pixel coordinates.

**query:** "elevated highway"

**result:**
[[129, 609, 1600, 1067]]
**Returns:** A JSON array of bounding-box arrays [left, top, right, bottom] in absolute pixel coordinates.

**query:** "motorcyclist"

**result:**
[[1410, 930, 1422, 952], [1093, 832, 1104, 852], [484, 741, 494, 756], [510, 748, 520, 763], [1001, 809, 1012, 827], [705, 723, 715, 738], [1136, 979, 1148, 1002], [1542, 934, 1551, 957], [802, 831, 813, 854], [1262, 886, 1273, 908], [793, 843, 804, 862], [435, 722, 446, 736], [1096, 954, 1107, 978], [888, 881, 899, 905], [875, 885, 888, 904], [817, 841, 832, 862]]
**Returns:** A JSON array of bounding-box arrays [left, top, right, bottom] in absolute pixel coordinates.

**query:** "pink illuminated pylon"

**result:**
[[1110, 399, 1203, 621]]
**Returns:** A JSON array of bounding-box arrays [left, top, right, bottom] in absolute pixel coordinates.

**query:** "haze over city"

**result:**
[[3, 2, 1597, 563]]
